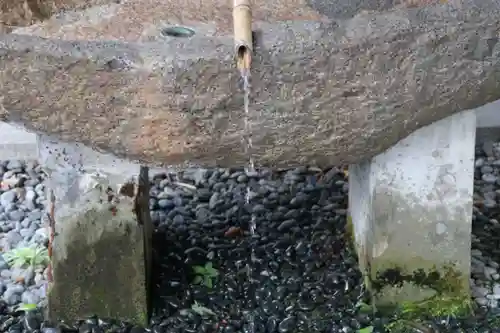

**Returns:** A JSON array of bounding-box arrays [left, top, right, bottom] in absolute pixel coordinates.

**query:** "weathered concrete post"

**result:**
[[0, 122, 153, 323], [37, 137, 153, 326], [349, 111, 476, 306]]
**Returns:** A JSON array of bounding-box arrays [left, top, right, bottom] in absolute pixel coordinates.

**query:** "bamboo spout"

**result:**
[[233, 0, 252, 71]]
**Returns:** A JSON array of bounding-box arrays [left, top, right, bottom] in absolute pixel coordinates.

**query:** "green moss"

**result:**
[[364, 261, 474, 332], [345, 215, 356, 253], [372, 262, 467, 295], [134, 308, 149, 328], [48, 204, 150, 326], [383, 294, 474, 332], [367, 252, 470, 307]]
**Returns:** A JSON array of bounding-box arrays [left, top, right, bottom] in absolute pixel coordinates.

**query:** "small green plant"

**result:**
[[192, 262, 219, 288], [356, 300, 374, 314], [15, 303, 37, 312], [358, 326, 374, 333], [191, 301, 216, 317], [3, 245, 49, 268], [383, 295, 475, 332]]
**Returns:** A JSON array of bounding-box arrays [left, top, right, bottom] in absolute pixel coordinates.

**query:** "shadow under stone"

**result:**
[[149, 167, 365, 332]]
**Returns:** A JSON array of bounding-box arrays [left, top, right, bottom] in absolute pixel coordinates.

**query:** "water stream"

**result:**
[[242, 71, 256, 234], [240, 68, 258, 332]]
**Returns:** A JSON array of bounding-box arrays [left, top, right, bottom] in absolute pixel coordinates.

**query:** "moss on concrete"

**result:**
[[48, 204, 150, 326], [383, 293, 474, 332], [359, 186, 472, 315], [372, 260, 465, 292], [345, 215, 357, 254], [370, 257, 469, 305], [366, 259, 473, 332]]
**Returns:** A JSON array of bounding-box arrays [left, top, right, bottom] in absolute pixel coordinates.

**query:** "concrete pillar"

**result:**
[[0, 122, 153, 324], [349, 111, 476, 306], [476, 99, 500, 129], [36, 137, 153, 326], [0, 122, 38, 160]]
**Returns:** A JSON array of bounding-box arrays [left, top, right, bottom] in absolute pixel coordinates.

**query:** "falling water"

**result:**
[[241, 68, 258, 333], [241, 71, 256, 235]]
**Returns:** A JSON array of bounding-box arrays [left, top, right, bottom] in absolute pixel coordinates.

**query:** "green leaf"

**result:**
[[191, 302, 216, 317], [204, 276, 213, 289], [358, 326, 374, 333], [33, 247, 49, 265], [203, 262, 218, 277], [206, 267, 219, 277], [3, 245, 49, 268], [192, 275, 203, 285], [192, 266, 206, 275], [11, 258, 26, 268], [16, 303, 37, 312], [357, 301, 372, 314]]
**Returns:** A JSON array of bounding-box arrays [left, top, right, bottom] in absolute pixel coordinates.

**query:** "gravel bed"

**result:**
[[0, 141, 498, 332]]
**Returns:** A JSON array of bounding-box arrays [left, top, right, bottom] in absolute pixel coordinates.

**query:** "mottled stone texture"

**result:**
[[46, 165, 152, 325], [1, 0, 500, 169], [349, 111, 476, 305], [0, 0, 112, 33]]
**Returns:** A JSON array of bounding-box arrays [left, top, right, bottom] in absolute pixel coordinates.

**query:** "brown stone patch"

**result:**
[[122, 74, 191, 164], [0, 0, 112, 33], [126, 113, 188, 164], [14, 0, 325, 41]]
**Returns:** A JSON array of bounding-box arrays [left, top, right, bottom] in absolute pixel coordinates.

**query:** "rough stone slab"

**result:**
[[43, 138, 152, 325], [1, 0, 500, 169], [349, 110, 476, 305]]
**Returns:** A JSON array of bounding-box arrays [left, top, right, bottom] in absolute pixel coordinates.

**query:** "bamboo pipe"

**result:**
[[233, 0, 252, 71]]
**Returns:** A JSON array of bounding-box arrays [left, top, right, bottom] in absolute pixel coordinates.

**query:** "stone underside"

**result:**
[[349, 111, 476, 306], [0, 0, 499, 169]]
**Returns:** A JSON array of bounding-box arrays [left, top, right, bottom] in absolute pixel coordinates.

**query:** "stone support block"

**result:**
[[38, 137, 153, 326], [476, 99, 500, 128], [349, 111, 476, 305], [0, 122, 38, 161]]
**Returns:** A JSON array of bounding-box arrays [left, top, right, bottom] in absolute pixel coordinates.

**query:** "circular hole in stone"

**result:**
[[161, 26, 195, 38]]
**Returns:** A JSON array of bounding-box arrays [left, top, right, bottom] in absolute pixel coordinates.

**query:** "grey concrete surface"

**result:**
[[349, 110, 476, 305]]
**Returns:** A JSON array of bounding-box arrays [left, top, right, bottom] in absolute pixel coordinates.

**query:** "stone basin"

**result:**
[[1, 0, 500, 169]]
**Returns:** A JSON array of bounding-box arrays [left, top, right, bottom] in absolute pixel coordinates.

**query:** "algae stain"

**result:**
[[368, 260, 473, 330], [346, 188, 473, 329], [372, 261, 468, 296], [345, 215, 356, 252]]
